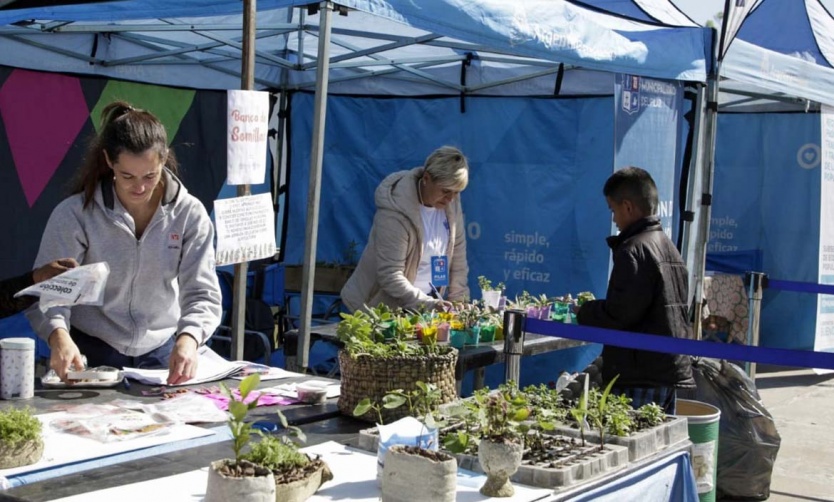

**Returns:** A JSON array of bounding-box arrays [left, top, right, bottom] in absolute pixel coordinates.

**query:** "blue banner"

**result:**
[[613, 74, 683, 239], [285, 93, 617, 300], [711, 113, 821, 350]]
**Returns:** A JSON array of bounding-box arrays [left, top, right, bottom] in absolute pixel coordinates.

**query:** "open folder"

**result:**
[[122, 346, 251, 386]]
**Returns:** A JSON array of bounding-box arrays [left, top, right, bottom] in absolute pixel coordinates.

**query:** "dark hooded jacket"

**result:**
[[577, 216, 695, 389]]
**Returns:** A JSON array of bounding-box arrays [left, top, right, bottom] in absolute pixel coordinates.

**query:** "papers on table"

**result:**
[[265, 380, 341, 399], [230, 365, 299, 381], [48, 441, 551, 502], [122, 346, 279, 386], [0, 412, 215, 479]]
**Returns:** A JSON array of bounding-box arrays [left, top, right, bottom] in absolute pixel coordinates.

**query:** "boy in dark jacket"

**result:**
[[577, 167, 694, 414]]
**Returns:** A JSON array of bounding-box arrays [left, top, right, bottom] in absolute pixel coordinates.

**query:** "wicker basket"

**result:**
[[338, 348, 458, 423]]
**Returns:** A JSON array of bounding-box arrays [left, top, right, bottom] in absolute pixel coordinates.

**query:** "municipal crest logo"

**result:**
[[621, 74, 640, 115]]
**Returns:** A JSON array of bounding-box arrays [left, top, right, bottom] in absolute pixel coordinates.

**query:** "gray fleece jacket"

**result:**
[[27, 170, 222, 356], [340, 167, 469, 312]]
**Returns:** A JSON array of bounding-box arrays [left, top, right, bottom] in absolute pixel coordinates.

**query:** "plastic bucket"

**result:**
[[677, 399, 721, 502]]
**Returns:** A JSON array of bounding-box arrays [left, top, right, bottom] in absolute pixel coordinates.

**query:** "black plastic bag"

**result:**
[[691, 357, 781, 500]]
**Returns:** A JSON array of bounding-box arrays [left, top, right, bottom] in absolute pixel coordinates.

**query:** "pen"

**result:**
[[123, 377, 131, 390], [430, 282, 444, 301]]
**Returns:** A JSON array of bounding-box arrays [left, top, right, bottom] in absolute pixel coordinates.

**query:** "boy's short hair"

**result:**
[[603, 166, 658, 215]]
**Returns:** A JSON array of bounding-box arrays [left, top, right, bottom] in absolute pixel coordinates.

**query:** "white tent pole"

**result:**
[[690, 63, 720, 340], [681, 83, 706, 280], [230, 0, 256, 360], [297, 1, 333, 371]]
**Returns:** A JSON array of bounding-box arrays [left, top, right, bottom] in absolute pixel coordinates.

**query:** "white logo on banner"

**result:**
[[797, 143, 821, 169]]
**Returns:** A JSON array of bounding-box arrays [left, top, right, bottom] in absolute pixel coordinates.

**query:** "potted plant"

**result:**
[[337, 305, 458, 423], [478, 275, 505, 309], [475, 390, 530, 497], [243, 412, 333, 502], [0, 406, 43, 469], [206, 374, 275, 502], [355, 382, 458, 502], [206, 374, 333, 502]]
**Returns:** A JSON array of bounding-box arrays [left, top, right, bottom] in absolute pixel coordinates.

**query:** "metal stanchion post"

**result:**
[[503, 309, 527, 388], [745, 272, 767, 378]]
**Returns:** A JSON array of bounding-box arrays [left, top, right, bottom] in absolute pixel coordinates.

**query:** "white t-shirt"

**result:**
[[414, 205, 450, 294]]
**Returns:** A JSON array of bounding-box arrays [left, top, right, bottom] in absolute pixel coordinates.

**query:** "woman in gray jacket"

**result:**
[[341, 146, 470, 312], [27, 101, 222, 384]]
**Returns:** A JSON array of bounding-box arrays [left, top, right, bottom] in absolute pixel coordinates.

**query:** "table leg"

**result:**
[[474, 367, 486, 391]]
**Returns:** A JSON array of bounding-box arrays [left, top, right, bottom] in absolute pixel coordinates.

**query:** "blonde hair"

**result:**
[[424, 146, 469, 192]]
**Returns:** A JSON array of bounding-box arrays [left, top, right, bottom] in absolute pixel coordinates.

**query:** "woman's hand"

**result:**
[[48, 328, 84, 382], [434, 300, 454, 312], [33, 258, 79, 283], [167, 334, 199, 385]]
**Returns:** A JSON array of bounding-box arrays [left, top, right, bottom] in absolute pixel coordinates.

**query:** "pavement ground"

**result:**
[[754, 365, 834, 502]]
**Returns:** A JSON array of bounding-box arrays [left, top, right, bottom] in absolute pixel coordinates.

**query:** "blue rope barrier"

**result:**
[[525, 318, 834, 371], [767, 279, 834, 296]]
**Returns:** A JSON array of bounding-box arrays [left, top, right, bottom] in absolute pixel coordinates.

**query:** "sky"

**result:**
[[673, 0, 834, 24]]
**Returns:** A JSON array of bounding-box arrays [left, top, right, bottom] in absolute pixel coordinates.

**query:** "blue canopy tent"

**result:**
[[0, 0, 714, 370], [698, 0, 834, 352]]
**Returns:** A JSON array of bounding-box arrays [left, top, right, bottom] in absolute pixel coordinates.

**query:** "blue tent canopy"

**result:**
[[0, 0, 713, 92], [721, 0, 834, 107], [574, 0, 698, 26]]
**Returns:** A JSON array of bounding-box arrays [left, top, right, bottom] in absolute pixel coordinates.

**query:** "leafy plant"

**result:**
[[569, 385, 590, 448], [338, 304, 449, 358], [242, 409, 309, 471], [589, 375, 619, 451], [479, 390, 530, 443], [0, 407, 42, 446], [353, 381, 444, 427], [477, 276, 505, 292], [636, 402, 666, 429], [220, 373, 263, 464]]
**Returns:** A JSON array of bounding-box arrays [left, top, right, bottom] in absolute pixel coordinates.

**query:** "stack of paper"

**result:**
[[122, 346, 249, 386]]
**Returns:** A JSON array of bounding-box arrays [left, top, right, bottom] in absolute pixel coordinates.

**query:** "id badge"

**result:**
[[431, 255, 449, 287]]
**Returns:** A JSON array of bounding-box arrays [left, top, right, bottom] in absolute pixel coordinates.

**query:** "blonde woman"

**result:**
[[341, 146, 470, 312]]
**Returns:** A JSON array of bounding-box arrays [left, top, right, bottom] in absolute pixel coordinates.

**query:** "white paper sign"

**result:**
[[14, 262, 110, 311], [227, 89, 269, 185], [815, 104, 834, 374], [214, 193, 276, 266]]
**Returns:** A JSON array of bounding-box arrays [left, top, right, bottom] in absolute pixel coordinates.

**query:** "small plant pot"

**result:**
[[0, 437, 43, 469], [550, 302, 569, 322], [537, 304, 552, 320], [205, 459, 275, 502], [478, 439, 523, 498], [273, 458, 333, 502], [436, 323, 450, 342], [525, 306, 540, 319], [450, 330, 466, 349], [494, 325, 504, 341], [481, 289, 502, 309], [465, 326, 481, 346], [381, 445, 457, 502], [479, 325, 496, 343], [380, 321, 396, 340]]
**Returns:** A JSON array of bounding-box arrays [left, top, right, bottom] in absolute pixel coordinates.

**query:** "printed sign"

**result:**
[[227, 90, 269, 185], [614, 74, 683, 240], [814, 105, 834, 374], [214, 193, 276, 266]]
